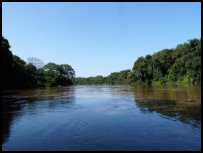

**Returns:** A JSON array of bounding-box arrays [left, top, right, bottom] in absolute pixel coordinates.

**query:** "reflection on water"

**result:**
[[2, 86, 76, 144], [2, 85, 201, 151], [129, 85, 201, 128], [135, 99, 201, 128]]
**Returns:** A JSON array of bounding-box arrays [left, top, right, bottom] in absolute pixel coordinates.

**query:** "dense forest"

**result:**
[[2, 36, 75, 90], [74, 38, 201, 85], [2, 36, 201, 90]]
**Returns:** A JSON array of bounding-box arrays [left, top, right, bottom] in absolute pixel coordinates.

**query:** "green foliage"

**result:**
[[74, 38, 201, 85], [131, 39, 201, 85], [168, 39, 201, 84], [43, 63, 75, 87], [2, 36, 201, 88], [74, 70, 131, 85], [2, 36, 75, 90]]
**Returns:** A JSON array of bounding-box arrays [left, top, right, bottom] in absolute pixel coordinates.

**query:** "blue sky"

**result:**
[[2, 2, 201, 77]]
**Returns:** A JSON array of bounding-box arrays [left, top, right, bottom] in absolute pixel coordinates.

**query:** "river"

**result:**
[[2, 85, 201, 151]]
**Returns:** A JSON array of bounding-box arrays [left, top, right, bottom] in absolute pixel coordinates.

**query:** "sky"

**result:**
[[2, 2, 201, 77]]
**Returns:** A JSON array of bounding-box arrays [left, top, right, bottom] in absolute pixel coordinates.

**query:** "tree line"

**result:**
[[74, 38, 201, 85], [2, 36, 201, 90], [2, 36, 75, 90]]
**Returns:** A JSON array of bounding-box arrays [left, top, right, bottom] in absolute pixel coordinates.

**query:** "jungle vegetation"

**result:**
[[2, 36, 201, 90], [2, 36, 75, 90], [74, 38, 201, 85]]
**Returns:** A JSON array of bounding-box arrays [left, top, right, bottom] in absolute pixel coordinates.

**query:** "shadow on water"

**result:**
[[2, 86, 76, 144]]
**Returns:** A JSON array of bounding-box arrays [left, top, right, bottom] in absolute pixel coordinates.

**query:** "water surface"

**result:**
[[2, 85, 201, 151]]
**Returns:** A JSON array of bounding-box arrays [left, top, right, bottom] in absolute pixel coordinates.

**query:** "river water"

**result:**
[[2, 85, 201, 151]]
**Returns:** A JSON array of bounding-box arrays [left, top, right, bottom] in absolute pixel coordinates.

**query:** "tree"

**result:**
[[27, 57, 44, 69], [2, 36, 14, 89], [132, 56, 148, 81], [43, 62, 75, 86], [43, 62, 58, 73], [2, 36, 75, 89], [58, 64, 75, 79]]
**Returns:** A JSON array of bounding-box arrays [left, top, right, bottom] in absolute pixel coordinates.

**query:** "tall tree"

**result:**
[[27, 57, 45, 69]]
